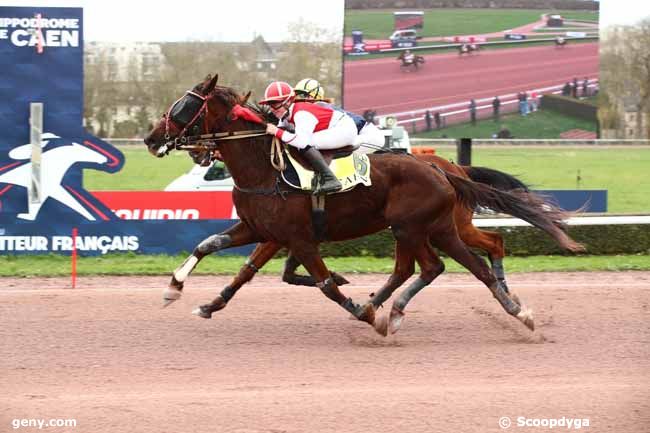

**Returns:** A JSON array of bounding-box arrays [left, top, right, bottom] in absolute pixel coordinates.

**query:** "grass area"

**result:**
[[84, 147, 193, 191], [427, 144, 650, 214], [87, 114, 649, 213], [0, 253, 648, 277], [344, 9, 597, 40], [561, 12, 600, 22], [413, 109, 597, 140], [344, 38, 595, 61], [533, 28, 598, 33]]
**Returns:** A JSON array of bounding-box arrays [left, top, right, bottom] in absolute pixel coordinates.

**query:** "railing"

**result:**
[[386, 80, 599, 134], [377, 35, 599, 54], [410, 138, 650, 146]]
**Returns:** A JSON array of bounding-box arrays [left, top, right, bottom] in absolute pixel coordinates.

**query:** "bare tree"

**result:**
[[600, 20, 650, 138]]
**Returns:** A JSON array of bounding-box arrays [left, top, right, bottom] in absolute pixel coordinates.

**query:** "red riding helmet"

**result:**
[[259, 81, 295, 106]]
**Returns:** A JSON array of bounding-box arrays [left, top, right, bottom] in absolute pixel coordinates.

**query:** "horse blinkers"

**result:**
[[166, 91, 208, 139]]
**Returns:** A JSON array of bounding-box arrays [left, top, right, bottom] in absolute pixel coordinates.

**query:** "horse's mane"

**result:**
[[193, 81, 277, 125], [247, 101, 277, 124]]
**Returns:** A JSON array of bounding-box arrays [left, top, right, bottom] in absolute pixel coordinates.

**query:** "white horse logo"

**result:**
[[0, 133, 109, 220]]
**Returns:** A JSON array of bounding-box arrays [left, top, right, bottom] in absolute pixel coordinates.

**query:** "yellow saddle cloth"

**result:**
[[281, 151, 372, 193]]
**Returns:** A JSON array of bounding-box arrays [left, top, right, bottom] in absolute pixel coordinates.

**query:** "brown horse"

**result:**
[[144, 74, 583, 335], [281, 155, 528, 294]]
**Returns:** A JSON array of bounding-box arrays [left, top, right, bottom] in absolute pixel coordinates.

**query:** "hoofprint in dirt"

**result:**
[[1, 272, 648, 433]]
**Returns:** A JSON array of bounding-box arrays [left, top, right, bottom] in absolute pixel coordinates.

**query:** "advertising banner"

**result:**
[[0, 7, 247, 256]]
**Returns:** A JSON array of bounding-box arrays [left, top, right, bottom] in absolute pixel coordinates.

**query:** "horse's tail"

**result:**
[[440, 168, 585, 253], [461, 166, 529, 192]]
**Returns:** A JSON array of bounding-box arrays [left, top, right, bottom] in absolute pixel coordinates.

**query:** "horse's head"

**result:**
[[143, 74, 249, 158]]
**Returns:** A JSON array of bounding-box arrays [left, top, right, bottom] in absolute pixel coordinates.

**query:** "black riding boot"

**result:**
[[300, 146, 342, 195]]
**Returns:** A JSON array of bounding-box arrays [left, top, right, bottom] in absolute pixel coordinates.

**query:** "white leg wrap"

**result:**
[[174, 256, 198, 283]]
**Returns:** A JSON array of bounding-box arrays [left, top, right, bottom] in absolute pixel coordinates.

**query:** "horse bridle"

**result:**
[[164, 90, 210, 142], [157, 90, 273, 163]]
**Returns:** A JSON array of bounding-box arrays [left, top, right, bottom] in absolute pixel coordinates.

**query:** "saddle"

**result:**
[[289, 145, 356, 168], [281, 147, 372, 194]]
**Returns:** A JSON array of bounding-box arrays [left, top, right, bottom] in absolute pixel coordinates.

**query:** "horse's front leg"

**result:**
[[163, 221, 260, 306], [192, 242, 282, 318], [291, 244, 375, 326], [282, 253, 350, 287]]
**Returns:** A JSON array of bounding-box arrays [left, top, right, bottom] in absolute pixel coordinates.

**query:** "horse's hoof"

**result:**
[[210, 296, 228, 312], [373, 314, 389, 337], [357, 303, 375, 326], [516, 307, 535, 331], [163, 298, 176, 308], [191, 305, 213, 319], [510, 292, 522, 307], [162, 286, 182, 308], [388, 306, 405, 334], [331, 272, 350, 286]]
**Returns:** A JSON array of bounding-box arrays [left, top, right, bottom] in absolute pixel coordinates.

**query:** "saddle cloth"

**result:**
[[281, 151, 372, 193]]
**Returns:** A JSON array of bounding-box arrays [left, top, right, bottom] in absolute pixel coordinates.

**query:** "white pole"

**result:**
[[30, 102, 43, 204]]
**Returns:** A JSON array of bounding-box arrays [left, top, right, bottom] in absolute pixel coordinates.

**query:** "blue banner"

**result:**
[[0, 220, 251, 256], [0, 7, 255, 256]]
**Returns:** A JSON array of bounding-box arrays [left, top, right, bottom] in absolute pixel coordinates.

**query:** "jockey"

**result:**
[[398, 49, 415, 65], [294, 78, 324, 101], [260, 81, 358, 194], [294, 78, 385, 153]]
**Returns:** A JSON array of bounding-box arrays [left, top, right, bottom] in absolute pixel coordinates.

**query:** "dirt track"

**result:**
[[1, 271, 649, 432], [343, 43, 599, 115]]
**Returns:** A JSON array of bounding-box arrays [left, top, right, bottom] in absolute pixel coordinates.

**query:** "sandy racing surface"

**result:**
[[2, 271, 649, 432], [343, 43, 599, 115]]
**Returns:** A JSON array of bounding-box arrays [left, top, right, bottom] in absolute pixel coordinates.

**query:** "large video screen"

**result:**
[[342, 2, 599, 141]]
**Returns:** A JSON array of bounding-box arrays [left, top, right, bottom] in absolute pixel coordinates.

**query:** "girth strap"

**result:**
[[311, 194, 327, 241]]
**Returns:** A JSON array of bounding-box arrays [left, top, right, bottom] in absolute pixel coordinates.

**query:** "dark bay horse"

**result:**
[[144, 74, 583, 335]]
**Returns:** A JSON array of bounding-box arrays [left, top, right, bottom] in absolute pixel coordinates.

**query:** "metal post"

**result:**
[[30, 102, 43, 204], [457, 137, 472, 165]]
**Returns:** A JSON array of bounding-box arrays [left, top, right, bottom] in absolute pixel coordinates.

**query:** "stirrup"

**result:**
[[313, 178, 342, 195]]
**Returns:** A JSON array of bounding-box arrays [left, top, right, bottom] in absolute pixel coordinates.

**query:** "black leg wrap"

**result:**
[[394, 277, 430, 311], [371, 287, 393, 309], [316, 277, 338, 302], [245, 257, 259, 273], [491, 257, 506, 280], [341, 298, 361, 316], [490, 258, 509, 294], [195, 234, 232, 256], [490, 283, 521, 316], [219, 285, 237, 303]]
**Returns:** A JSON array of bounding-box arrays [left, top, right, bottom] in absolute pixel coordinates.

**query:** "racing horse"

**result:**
[[399, 55, 425, 71], [459, 43, 481, 56], [144, 74, 583, 335], [281, 155, 528, 298]]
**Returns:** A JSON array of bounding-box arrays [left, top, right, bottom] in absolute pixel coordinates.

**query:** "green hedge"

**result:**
[[317, 224, 650, 257], [540, 94, 598, 122]]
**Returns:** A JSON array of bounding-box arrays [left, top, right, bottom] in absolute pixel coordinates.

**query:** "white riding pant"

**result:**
[[354, 122, 385, 154], [308, 115, 358, 150]]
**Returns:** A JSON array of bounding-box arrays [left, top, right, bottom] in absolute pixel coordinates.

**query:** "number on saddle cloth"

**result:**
[[281, 151, 372, 193]]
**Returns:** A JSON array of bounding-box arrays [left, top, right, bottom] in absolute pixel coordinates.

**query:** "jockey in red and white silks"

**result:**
[[274, 101, 357, 150], [260, 81, 349, 194], [293, 78, 385, 154]]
